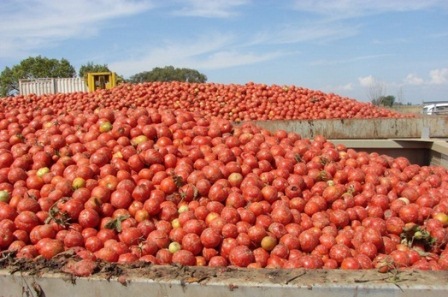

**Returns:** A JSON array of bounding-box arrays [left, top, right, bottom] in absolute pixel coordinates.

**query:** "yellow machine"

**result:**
[[86, 72, 117, 92]]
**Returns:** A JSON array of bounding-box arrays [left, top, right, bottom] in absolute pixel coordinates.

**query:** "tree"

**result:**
[[129, 66, 207, 83], [373, 95, 395, 107], [78, 62, 110, 78], [367, 80, 386, 104], [380, 95, 395, 107], [0, 67, 16, 97], [0, 56, 76, 97]]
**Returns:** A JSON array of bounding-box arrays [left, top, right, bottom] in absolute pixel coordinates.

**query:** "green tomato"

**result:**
[[168, 242, 182, 254], [99, 121, 112, 133], [0, 190, 11, 203], [36, 167, 50, 177]]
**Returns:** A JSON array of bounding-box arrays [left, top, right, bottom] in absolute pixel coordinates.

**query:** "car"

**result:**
[[422, 102, 448, 115]]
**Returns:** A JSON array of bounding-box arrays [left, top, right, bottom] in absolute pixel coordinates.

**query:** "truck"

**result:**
[[19, 72, 117, 96]]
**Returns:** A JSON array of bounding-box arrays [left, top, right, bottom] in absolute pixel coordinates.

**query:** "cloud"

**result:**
[[109, 34, 286, 77], [337, 83, 354, 91], [311, 54, 391, 66], [172, 0, 250, 18], [404, 73, 424, 85], [252, 22, 359, 46], [401, 68, 448, 86], [109, 34, 233, 75], [358, 75, 376, 87], [0, 0, 153, 58], [291, 0, 448, 19], [429, 68, 448, 85], [193, 50, 285, 69]]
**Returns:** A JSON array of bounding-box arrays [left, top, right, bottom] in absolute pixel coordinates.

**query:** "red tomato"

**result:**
[[78, 209, 100, 229], [229, 245, 254, 267], [37, 239, 64, 260]]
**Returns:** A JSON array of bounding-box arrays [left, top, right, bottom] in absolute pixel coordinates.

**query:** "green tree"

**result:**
[[0, 67, 16, 97], [129, 66, 207, 83], [373, 95, 395, 107], [0, 56, 76, 96], [78, 62, 110, 78]]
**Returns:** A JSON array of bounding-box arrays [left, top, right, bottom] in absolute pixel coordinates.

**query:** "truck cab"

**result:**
[[86, 72, 117, 92]]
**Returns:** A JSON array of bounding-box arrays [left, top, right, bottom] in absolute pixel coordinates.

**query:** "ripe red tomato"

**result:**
[[14, 211, 40, 233], [37, 239, 65, 260], [110, 189, 133, 209], [0, 202, 17, 221], [200, 227, 222, 248], [119, 227, 142, 246], [95, 247, 119, 262], [182, 233, 203, 255], [229, 245, 254, 267], [78, 208, 100, 229], [298, 230, 319, 253], [172, 250, 196, 266]]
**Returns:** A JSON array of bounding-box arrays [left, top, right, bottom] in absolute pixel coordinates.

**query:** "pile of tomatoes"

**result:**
[[0, 103, 446, 274], [1, 81, 414, 121]]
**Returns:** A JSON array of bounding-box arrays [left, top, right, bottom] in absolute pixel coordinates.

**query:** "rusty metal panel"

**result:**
[[249, 117, 448, 139], [55, 77, 87, 93], [19, 78, 55, 95]]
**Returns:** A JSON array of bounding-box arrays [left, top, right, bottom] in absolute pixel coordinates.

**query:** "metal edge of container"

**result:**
[[1, 267, 448, 297], [329, 139, 448, 168], [245, 116, 448, 139]]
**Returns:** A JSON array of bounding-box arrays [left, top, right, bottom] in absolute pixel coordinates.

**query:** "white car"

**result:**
[[422, 103, 448, 115]]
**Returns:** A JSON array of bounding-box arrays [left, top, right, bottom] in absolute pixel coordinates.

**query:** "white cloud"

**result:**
[[109, 34, 233, 76], [358, 75, 376, 87], [252, 22, 359, 46], [401, 68, 448, 86], [0, 0, 153, 58], [292, 0, 448, 19], [337, 83, 354, 91], [172, 0, 250, 18], [404, 73, 424, 85], [193, 50, 284, 69], [429, 68, 448, 85], [109, 34, 286, 77], [311, 54, 391, 66]]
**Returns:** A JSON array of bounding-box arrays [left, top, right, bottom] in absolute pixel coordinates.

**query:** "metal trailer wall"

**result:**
[[246, 116, 448, 139], [55, 77, 87, 94], [19, 78, 55, 95], [239, 116, 448, 168], [19, 78, 88, 96], [1, 267, 448, 297]]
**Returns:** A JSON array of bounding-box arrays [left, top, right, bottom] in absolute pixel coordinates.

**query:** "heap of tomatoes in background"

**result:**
[[0, 82, 446, 277], [1, 82, 415, 121]]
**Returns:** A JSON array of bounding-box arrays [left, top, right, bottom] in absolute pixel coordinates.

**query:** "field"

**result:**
[[387, 105, 423, 115]]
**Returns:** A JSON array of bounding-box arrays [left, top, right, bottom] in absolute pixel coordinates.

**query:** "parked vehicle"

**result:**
[[19, 72, 117, 95], [422, 102, 448, 115]]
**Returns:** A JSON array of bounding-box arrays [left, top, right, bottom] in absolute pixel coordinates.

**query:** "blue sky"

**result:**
[[0, 0, 447, 104]]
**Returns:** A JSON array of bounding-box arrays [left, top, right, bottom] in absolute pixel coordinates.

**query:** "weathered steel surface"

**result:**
[[327, 139, 448, 168], [248, 116, 448, 139], [1, 267, 448, 297]]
